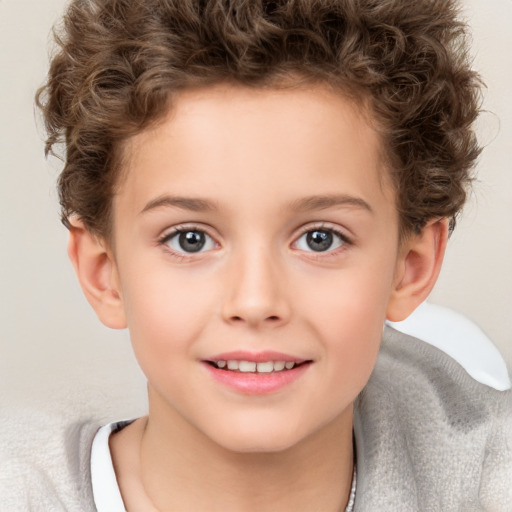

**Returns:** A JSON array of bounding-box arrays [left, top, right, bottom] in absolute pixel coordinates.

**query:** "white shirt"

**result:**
[[91, 420, 133, 512]]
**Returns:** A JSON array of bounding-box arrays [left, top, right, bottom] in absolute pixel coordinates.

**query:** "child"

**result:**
[[11, 0, 511, 509]]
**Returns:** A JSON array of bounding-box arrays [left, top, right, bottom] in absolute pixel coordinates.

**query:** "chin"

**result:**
[[206, 420, 310, 455], [219, 437, 301, 455]]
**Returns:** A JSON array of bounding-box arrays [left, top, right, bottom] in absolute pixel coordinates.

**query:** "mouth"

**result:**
[[205, 359, 310, 373], [202, 351, 313, 394]]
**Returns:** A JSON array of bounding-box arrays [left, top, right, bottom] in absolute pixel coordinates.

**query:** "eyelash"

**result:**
[[294, 224, 353, 260], [157, 223, 353, 261], [157, 224, 217, 261]]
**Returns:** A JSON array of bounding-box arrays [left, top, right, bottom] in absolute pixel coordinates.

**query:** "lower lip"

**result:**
[[203, 362, 311, 395]]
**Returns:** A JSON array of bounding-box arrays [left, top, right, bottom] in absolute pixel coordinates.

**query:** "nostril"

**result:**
[[229, 314, 281, 324]]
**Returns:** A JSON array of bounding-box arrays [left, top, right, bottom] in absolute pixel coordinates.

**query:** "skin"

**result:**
[[69, 83, 448, 511]]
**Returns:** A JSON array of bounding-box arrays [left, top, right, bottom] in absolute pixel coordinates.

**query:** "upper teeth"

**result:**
[[215, 360, 296, 372]]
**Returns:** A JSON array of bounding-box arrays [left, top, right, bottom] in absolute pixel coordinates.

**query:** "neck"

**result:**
[[136, 393, 355, 512]]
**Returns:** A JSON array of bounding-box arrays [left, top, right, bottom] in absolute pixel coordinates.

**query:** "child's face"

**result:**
[[110, 83, 403, 452]]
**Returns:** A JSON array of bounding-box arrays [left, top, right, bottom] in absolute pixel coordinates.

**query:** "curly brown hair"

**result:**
[[36, 0, 483, 241]]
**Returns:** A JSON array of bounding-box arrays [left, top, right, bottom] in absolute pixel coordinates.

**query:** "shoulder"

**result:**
[[373, 326, 511, 421], [353, 326, 512, 511], [0, 406, 100, 511], [386, 301, 511, 391]]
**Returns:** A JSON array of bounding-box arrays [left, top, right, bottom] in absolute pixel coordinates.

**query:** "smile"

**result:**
[[203, 352, 312, 394], [209, 360, 302, 372]]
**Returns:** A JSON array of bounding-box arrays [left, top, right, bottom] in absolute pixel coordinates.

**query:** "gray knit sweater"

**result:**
[[1, 327, 511, 511]]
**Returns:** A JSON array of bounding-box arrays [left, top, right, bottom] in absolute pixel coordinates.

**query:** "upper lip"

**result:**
[[204, 350, 310, 363]]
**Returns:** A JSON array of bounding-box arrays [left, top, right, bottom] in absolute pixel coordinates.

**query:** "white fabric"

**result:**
[[91, 421, 131, 512], [388, 301, 511, 391]]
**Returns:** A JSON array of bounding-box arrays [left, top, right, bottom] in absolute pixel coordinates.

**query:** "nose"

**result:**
[[221, 246, 291, 329]]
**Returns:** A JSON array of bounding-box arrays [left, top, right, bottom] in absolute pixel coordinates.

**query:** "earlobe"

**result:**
[[67, 219, 127, 329], [386, 218, 449, 322]]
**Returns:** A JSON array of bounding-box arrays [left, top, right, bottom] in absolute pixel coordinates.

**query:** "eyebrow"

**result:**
[[139, 193, 373, 215], [289, 194, 374, 214], [140, 195, 218, 215]]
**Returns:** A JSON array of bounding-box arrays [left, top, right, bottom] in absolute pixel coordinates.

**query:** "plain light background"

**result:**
[[1, 0, 510, 418]]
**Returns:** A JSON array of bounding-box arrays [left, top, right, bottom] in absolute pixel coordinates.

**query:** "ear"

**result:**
[[386, 218, 449, 322], [67, 218, 127, 329]]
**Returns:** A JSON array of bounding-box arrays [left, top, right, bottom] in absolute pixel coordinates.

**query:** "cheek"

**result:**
[[118, 261, 217, 369], [298, 265, 393, 386], [299, 262, 393, 331]]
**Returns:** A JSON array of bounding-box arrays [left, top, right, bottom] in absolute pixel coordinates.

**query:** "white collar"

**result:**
[[91, 420, 134, 512]]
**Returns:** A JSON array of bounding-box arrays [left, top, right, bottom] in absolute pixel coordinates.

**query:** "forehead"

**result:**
[[116, 82, 394, 219]]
